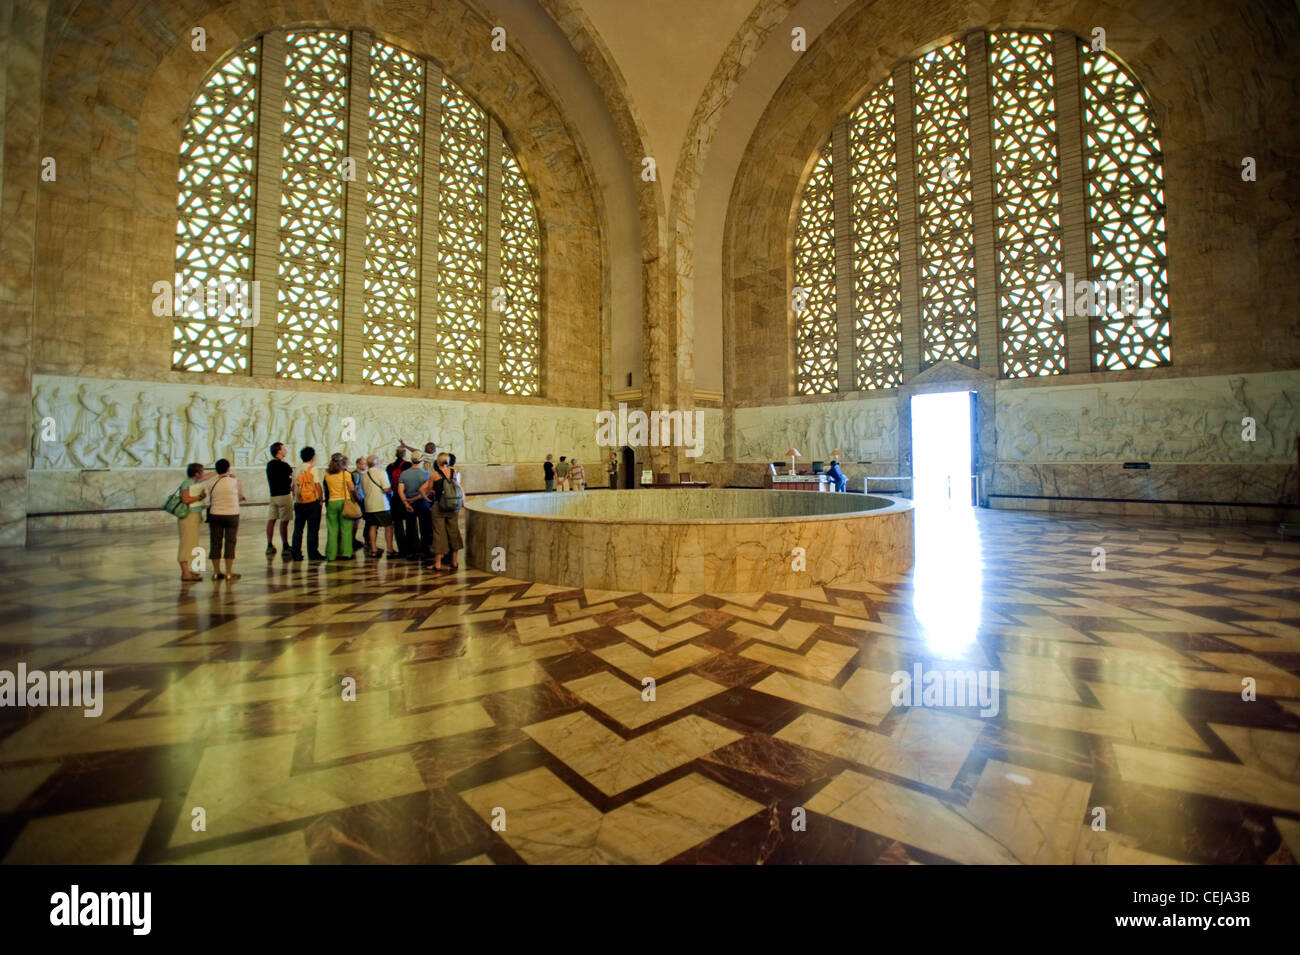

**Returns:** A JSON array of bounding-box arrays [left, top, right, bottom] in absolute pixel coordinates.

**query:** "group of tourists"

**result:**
[[166, 438, 463, 582], [542, 452, 618, 491]]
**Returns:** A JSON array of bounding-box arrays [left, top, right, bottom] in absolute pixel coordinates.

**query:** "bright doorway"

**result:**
[[909, 389, 981, 653], [910, 390, 975, 507]]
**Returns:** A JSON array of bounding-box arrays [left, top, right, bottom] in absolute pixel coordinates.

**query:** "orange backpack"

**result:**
[[296, 465, 319, 503]]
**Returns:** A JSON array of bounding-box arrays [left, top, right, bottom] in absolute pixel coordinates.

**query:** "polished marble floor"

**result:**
[[0, 506, 1297, 864]]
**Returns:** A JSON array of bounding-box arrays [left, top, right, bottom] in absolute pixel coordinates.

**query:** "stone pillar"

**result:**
[[1053, 31, 1092, 374], [249, 31, 286, 379], [831, 116, 854, 393], [417, 61, 444, 390], [892, 63, 922, 382], [0, 0, 48, 546], [340, 31, 371, 385], [965, 31, 1000, 376], [483, 120, 505, 393]]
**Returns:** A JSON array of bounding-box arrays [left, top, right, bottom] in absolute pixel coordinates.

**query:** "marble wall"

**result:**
[[728, 370, 1300, 507], [733, 396, 899, 471], [993, 371, 1300, 506], [25, 376, 739, 525], [31, 374, 606, 472], [996, 372, 1299, 464], [28, 374, 611, 523]]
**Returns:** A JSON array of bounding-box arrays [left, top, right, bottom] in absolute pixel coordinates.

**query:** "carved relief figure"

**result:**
[[67, 384, 109, 468]]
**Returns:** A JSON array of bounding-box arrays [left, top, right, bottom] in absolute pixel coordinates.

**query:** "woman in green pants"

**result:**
[[323, 452, 358, 560]]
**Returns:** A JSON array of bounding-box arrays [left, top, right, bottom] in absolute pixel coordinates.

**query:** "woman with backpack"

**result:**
[[421, 452, 462, 573], [323, 452, 360, 560]]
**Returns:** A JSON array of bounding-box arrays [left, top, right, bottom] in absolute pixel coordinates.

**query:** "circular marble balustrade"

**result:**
[[465, 488, 914, 593]]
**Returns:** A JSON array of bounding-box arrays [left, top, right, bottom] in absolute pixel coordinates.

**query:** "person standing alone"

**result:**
[[265, 442, 293, 559], [606, 452, 618, 489]]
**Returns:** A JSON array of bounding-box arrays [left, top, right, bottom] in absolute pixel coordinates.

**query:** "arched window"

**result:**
[[791, 29, 1170, 395], [173, 29, 543, 395]]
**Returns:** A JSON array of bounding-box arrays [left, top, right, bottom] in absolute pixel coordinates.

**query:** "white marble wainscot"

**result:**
[[30, 374, 607, 473]]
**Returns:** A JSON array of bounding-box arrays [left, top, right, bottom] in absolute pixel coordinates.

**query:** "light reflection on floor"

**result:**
[[910, 495, 983, 656]]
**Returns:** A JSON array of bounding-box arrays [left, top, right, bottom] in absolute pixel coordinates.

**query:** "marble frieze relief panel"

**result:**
[[30, 375, 605, 470], [733, 396, 899, 463], [996, 371, 1300, 464]]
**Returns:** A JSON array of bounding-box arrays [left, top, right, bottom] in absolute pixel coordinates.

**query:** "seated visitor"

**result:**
[[825, 459, 847, 492]]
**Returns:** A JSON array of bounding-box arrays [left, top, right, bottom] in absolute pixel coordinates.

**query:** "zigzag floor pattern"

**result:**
[[0, 507, 1297, 864]]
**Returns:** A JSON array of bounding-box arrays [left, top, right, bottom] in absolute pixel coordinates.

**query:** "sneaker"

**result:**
[[266, 544, 276, 556]]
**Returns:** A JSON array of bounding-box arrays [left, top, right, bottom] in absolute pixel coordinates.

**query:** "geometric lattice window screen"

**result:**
[[363, 40, 422, 387], [277, 30, 349, 381], [912, 40, 978, 369], [791, 28, 1173, 391], [173, 43, 259, 373], [174, 30, 545, 395], [848, 77, 903, 390], [1082, 46, 1171, 370], [792, 140, 838, 395], [498, 147, 541, 396], [989, 31, 1066, 378], [434, 77, 488, 392]]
